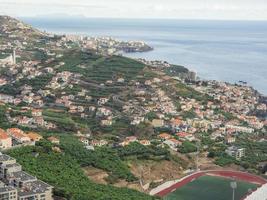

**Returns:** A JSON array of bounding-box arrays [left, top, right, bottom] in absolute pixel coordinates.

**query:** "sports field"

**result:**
[[164, 175, 258, 200]]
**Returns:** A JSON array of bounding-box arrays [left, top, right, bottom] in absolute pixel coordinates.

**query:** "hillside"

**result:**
[[1, 16, 266, 200]]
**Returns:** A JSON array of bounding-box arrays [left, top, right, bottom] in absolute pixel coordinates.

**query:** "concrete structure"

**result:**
[[225, 146, 245, 160], [0, 181, 17, 200], [0, 153, 53, 200], [12, 49, 16, 65], [0, 49, 16, 65], [244, 183, 267, 200]]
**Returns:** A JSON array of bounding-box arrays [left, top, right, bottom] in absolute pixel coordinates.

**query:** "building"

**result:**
[[79, 137, 89, 145], [91, 140, 108, 147], [225, 146, 245, 160], [31, 109, 42, 117], [6, 128, 31, 144], [0, 129, 12, 149], [0, 153, 53, 200], [27, 132, 43, 142], [0, 50, 16, 65], [225, 136, 236, 144], [151, 119, 164, 128], [139, 140, 151, 146], [176, 132, 195, 141], [125, 136, 137, 143], [0, 182, 17, 200], [158, 133, 172, 140], [164, 139, 182, 150], [47, 137, 60, 144]]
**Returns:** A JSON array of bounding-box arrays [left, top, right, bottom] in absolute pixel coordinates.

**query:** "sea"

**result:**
[[21, 17, 267, 95]]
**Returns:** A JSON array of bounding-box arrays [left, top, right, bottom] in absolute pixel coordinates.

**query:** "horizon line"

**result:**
[[17, 16, 267, 22]]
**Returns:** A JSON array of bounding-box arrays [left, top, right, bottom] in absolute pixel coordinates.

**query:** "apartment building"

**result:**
[[225, 146, 245, 160], [0, 153, 53, 200]]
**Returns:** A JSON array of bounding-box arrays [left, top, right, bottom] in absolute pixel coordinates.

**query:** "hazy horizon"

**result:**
[[1, 0, 267, 21]]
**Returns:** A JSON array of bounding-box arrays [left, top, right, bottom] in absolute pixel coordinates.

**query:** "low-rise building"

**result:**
[[27, 132, 43, 142], [91, 140, 108, 147], [139, 140, 151, 146], [225, 136, 236, 144], [225, 146, 245, 160], [158, 133, 172, 140], [47, 136, 60, 144], [6, 128, 31, 144], [152, 119, 164, 128], [0, 129, 12, 149], [164, 139, 182, 150]]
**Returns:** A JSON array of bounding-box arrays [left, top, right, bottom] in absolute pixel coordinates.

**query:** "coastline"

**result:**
[[21, 17, 267, 95]]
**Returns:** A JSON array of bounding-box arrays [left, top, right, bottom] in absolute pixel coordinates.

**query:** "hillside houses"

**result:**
[[0, 128, 41, 149], [6, 128, 31, 144]]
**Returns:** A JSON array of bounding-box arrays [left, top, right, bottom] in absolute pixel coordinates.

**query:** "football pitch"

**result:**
[[164, 175, 258, 200]]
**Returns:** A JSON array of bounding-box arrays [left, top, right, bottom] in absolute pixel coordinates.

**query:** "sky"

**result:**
[[1, 0, 267, 20]]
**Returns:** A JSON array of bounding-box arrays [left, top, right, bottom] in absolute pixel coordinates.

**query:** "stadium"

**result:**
[[150, 170, 267, 200]]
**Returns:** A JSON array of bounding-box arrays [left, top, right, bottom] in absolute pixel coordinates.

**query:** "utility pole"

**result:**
[[230, 180, 237, 200]]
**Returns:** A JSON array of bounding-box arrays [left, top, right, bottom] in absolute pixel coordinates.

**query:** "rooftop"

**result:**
[[19, 180, 53, 196], [12, 171, 37, 182], [0, 153, 15, 163]]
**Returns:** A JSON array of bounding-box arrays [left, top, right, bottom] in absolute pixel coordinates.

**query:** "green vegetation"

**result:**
[[7, 142, 159, 200], [57, 50, 145, 83], [175, 82, 211, 102], [164, 175, 257, 200], [236, 138, 267, 170], [0, 74, 53, 95], [18, 74, 53, 91], [214, 109, 236, 120], [164, 64, 189, 76], [0, 105, 12, 129], [178, 141, 197, 153], [181, 109, 197, 119], [117, 142, 170, 161], [145, 111, 159, 121], [60, 136, 136, 182]]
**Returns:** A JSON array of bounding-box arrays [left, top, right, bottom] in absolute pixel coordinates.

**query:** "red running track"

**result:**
[[155, 170, 267, 197]]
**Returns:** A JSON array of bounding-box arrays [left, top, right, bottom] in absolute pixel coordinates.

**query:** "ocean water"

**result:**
[[21, 17, 267, 95]]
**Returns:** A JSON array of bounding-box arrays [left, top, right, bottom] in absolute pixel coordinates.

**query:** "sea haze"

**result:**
[[21, 17, 267, 95]]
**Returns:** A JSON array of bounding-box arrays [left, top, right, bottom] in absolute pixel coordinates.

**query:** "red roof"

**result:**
[[172, 118, 183, 125], [176, 132, 190, 138], [7, 128, 28, 139], [0, 130, 10, 140], [158, 133, 172, 139]]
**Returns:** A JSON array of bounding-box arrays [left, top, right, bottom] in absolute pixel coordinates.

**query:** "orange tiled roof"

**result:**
[[27, 132, 43, 141], [168, 138, 182, 145], [158, 133, 172, 139], [48, 136, 59, 142], [176, 132, 190, 137], [7, 128, 27, 139], [0, 131, 10, 140], [172, 118, 183, 125]]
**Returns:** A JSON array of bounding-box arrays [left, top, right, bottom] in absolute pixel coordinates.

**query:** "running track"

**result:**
[[155, 170, 267, 197]]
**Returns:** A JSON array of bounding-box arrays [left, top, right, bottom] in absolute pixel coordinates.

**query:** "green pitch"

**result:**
[[164, 175, 258, 200]]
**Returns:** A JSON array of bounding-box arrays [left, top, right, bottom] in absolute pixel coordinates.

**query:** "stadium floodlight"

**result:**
[[230, 181, 237, 200]]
